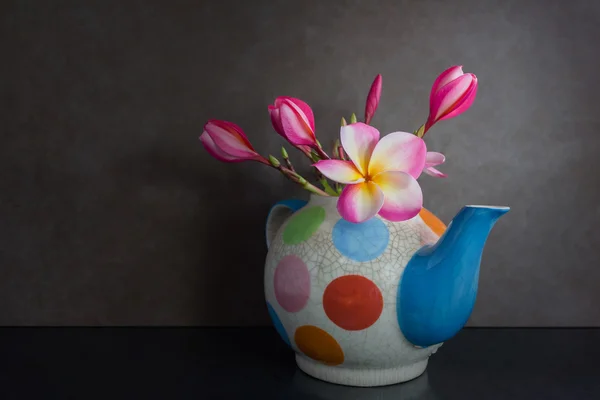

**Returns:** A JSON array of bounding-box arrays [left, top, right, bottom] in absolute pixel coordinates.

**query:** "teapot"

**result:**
[[264, 194, 508, 387]]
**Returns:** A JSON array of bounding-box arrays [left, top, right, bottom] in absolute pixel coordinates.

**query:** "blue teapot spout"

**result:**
[[398, 205, 509, 347]]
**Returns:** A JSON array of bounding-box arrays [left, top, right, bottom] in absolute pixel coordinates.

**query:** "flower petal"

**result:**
[[283, 97, 315, 132], [313, 160, 365, 184], [368, 132, 426, 178], [337, 181, 384, 224], [372, 171, 423, 221], [423, 166, 447, 178], [200, 131, 243, 162], [430, 65, 464, 98], [280, 102, 317, 146], [438, 75, 478, 122], [429, 74, 474, 122], [268, 105, 284, 137], [340, 122, 380, 176], [425, 151, 445, 168], [204, 120, 258, 158]]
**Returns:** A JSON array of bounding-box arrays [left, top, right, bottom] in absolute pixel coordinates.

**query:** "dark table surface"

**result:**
[[1, 328, 598, 399]]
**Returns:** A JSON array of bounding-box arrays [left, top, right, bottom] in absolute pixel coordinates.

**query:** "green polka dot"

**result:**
[[283, 206, 326, 245]]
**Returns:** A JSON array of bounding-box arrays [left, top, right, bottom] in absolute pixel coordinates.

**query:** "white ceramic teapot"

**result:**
[[264, 194, 508, 387]]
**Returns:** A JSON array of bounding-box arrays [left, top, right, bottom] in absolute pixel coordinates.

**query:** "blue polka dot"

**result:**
[[266, 302, 291, 347], [332, 217, 390, 262]]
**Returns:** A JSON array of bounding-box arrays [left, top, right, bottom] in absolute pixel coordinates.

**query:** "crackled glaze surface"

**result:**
[[264, 195, 445, 380]]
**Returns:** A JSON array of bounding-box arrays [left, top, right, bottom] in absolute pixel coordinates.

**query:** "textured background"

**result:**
[[1, 0, 599, 326]]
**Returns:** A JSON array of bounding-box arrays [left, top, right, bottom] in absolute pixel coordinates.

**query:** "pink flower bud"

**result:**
[[200, 119, 267, 164], [268, 97, 317, 147], [364, 74, 382, 124], [425, 66, 478, 133]]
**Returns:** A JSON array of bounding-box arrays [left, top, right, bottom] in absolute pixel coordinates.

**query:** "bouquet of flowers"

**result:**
[[200, 66, 478, 224]]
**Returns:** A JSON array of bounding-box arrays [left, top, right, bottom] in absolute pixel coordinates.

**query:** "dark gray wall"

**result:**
[[1, 0, 599, 326]]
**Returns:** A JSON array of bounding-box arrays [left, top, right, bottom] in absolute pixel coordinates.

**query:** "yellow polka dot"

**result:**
[[419, 207, 446, 237], [294, 325, 344, 366]]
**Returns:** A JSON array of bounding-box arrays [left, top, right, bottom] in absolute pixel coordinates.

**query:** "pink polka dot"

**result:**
[[274, 255, 310, 312]]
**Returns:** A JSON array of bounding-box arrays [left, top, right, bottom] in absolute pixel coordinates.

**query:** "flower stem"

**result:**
[[315, 145, 330, 160], [320, 179, 339, 196], [309, 149, 320, 162], [335, 182, 342, 194], [281, 146, 295, 172], [269, 155, 330, 196], [314, 166, 339, 196], [296, 145, 314, 160], [297, 176, 331, 196], [338, 145, 346, 160]]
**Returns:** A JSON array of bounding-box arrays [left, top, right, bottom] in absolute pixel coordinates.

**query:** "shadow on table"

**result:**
[[290, 369, 438, 400]]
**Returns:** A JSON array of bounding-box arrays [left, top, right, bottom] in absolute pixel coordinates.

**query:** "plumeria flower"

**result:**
[[425, 65, 478, 133], [268, 97, 318, 148], [423, 152, 447, 178], [200, 119, 268, 164], [315, 123, 426, 223]]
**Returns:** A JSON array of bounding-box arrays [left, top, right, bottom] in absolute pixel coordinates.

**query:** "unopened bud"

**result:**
[[268, 155, 280, 168]]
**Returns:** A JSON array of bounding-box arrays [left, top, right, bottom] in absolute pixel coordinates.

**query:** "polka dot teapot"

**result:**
[[264, 194, 508, 387]]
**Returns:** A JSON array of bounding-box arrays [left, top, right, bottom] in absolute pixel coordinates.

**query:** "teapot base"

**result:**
[[295, 354, 428, 387]]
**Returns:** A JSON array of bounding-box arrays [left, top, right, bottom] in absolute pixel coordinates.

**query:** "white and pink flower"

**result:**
[[315, 123, 427, 223]]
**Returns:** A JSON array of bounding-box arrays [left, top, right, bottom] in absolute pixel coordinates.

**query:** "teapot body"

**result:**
[[264, 195, 445, 386]]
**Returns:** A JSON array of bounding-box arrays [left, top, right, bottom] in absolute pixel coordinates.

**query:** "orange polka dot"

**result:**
[[294, 325, 344, 366], [419, 207, 447, 237], [323, 275, 383, 331]]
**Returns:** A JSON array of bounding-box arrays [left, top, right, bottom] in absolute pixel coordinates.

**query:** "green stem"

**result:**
[[282, 167, 330, 196], [313, 164, 338, 196], [269, 155, 330, 196], [320, 179, 339, 196], [309, 149, 321, 163], [297, 145, 315, 161], [281, 146, 295, 171], [335, 183, 342, 194], [296, 175, 331, 196]]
